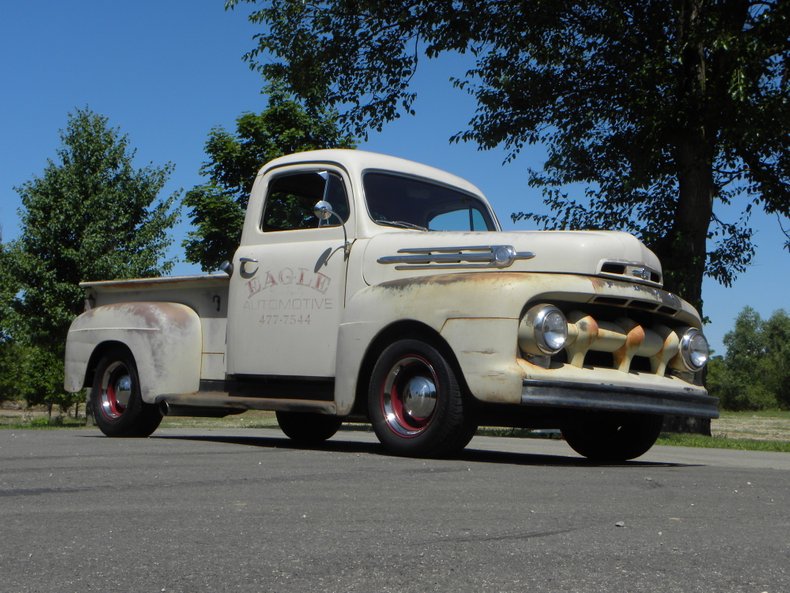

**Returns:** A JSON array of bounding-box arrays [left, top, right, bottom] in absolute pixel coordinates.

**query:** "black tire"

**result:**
[[561, 413, 663, 462], [276, 411, 342, 445], [368, 339, 476, 458], [90, 348, 162, 438]]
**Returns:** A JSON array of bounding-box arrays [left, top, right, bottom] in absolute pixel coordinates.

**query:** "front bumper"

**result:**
[[521, 379, 719, 418]]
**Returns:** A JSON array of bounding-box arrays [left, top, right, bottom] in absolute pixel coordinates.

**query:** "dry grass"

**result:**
[[712, 411, 790, 443]]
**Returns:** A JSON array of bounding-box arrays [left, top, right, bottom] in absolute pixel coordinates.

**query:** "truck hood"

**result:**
[[362, 230, 663, 287]]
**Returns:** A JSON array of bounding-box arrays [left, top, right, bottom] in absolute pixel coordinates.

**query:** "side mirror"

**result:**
[[313, 198, 350, 260], [219, 260, 234, 276], [313, 200, 335, 222]]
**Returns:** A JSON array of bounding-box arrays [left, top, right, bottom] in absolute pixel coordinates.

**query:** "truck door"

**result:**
[[226, 166, 352, 378]]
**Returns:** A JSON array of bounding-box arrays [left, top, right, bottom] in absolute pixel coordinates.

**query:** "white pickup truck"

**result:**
[[65, 149, 717, 460]]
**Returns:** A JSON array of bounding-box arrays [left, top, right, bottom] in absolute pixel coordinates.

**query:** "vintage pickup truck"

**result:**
[[64, 149, 718, 460]]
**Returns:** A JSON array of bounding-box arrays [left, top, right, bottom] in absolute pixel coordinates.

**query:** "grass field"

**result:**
[[713, 409, 790, 440], [3, 403, 789, 453]]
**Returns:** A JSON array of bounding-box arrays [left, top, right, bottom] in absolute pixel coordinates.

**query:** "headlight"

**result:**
[[679, 328, 709, 371], [519, 304, 568, 355]]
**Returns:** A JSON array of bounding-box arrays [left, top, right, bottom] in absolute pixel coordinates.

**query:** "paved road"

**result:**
[[2, 428, 789, 593]]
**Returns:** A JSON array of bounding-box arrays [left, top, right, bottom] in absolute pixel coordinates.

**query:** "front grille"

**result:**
[[537, 305, 690, 377], [590, 295, 678, 316]]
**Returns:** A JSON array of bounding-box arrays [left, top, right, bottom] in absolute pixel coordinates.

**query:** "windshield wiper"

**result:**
[[373, 219, 428, 231]]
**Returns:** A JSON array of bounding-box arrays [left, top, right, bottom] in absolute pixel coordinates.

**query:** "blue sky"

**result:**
[[1, 1, 787, 354]]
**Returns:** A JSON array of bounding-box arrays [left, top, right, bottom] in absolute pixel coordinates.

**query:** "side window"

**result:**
[[261, 171, 349, 232]]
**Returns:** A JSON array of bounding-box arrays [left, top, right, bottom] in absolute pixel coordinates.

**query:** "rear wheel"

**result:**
[[276, 411, 342, 445], [368, 339, 476, 457], [561, 413, 663, 461], [90, 348, 162, 437]]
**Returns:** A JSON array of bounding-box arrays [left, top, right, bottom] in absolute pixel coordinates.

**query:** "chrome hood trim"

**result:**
[[363, 230, 662, 287], [377, 245, 535, 270]]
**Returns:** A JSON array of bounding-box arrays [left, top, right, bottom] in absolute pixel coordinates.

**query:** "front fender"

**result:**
[[336, 271, 704, 411], [336, 273, 533, 412], [64, 302, 202, 404]]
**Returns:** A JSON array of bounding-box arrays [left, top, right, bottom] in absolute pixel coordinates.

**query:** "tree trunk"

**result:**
[[649, 0, 714, 316], [653, 137, 714, 314]]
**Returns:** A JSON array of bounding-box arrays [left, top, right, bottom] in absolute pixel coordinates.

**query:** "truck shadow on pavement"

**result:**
[[152, 433, 690, 468]]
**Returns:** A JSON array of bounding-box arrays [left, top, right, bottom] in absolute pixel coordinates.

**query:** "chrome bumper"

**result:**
[[521, 379, 719, 418]]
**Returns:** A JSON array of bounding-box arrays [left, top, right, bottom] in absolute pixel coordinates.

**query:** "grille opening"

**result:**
[[529, 300, 689, 375], [556, 300, 679, 326], [601, 262, 626, 274], [593, 296, 628, 307], [583, 350, 614, 369], [630, 300, 659, 311]]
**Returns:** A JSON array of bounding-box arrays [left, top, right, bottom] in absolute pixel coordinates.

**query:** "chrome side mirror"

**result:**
[[219, 260, 234, 276], [313, 171, 350, 259], [313, 200, 335, 221], [313, 197, 350, 260]]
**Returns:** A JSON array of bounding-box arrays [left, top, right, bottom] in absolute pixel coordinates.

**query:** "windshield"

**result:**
[[363, 172, 496, 232]]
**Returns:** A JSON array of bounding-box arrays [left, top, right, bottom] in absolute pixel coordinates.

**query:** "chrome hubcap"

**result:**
[[402, 376, 437, 418], [382, 356, 438, 437], [100, 362, 132, 420]]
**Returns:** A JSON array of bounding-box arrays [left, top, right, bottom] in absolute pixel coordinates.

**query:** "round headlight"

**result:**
[[679, 328, 709, 371], [520, 304, 568, 355]]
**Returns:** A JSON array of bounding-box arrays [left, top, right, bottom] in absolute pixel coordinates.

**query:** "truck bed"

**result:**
[[82, 274, 230, 380]]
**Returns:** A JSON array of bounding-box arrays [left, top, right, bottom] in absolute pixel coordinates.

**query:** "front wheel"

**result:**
[[368, 339, 476, 458], [90, 348, 162, 437], [561, 413, 663, 462], [276, 411, 342, 445]]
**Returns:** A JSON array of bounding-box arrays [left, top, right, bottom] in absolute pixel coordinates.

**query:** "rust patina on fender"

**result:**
[[64, 302, 202, 403], [334, 271, 710, 416]]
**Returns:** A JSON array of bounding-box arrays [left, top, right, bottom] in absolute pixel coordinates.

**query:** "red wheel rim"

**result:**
[[380, 355, 439, 437], [99, 362, 132, 420]]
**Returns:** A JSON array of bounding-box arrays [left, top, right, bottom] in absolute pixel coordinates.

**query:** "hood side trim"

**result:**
[[377, 245, 535, 270]]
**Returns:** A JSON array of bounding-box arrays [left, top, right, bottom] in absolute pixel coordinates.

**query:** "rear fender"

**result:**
[[64, 302, 202, 404]]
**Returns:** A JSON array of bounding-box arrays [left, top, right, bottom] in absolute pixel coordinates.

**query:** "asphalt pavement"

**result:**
[[2, 427, 788, 593]]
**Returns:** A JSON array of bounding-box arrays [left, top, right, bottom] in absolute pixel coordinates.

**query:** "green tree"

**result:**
[[761, 309, 790, 408], [228, 0, 789, 313], [2, 237, 64, 407], [183, 88, 355, 271], [710, 307, 775, 409], [0, 236, 18, 339], [708, 306, 789, 410], [8, 108, 179, 410], [0, 238, 23, 402]]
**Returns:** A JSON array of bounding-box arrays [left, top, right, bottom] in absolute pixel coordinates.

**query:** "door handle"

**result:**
[[239, 257, 259, 278]]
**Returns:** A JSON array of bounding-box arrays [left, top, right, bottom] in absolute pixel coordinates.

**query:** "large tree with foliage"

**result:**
[[5, 108, 178, 408], [183, 88, 355, 271], [227, 0, 789, 313], [707, 307, 790, 409]]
